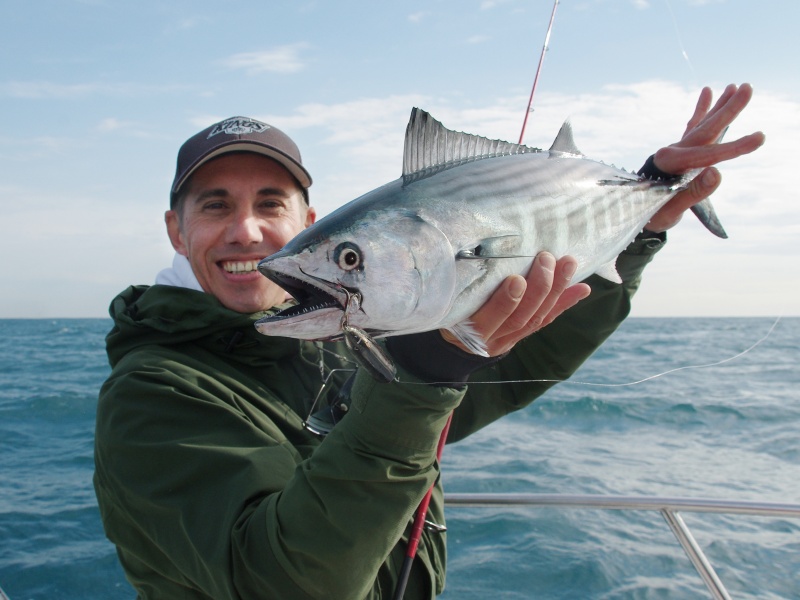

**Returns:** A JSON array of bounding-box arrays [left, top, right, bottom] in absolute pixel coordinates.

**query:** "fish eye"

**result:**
[[334, 242, 363, 271]]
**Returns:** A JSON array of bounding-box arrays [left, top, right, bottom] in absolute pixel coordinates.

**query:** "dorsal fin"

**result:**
[[548, 121, 583, 156], [402, 108, 541, 185]]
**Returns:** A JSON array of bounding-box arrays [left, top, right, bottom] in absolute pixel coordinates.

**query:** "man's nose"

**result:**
[[227, 210, 264, 245]]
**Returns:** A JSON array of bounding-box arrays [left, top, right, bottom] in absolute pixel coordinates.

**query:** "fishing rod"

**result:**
[[518, 0, 559, 144], [394, 7, 561, 596], [393, 413, 452, 600]]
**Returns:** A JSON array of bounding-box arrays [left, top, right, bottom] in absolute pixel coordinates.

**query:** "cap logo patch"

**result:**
[[207, 117, 270, 139]]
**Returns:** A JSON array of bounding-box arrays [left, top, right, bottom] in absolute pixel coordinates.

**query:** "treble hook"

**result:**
[[340, 290, 397, 383]]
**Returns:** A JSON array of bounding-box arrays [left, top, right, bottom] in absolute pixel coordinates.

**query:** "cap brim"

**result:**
[[171, 140, 312, 198]]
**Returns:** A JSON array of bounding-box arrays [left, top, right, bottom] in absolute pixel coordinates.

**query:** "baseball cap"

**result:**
[[170, 116, 312, 207]]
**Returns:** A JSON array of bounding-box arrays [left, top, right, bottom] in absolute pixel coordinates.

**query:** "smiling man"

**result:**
[[159, 118, 316, 313], [166, 152, 315, 313], [94, 87, 763, 600]]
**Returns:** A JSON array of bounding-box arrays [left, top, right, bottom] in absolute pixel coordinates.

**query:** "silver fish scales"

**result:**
[[255, 108, 724, 355]]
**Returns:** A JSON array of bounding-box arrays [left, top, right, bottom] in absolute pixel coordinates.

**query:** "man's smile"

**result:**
[[220, 259, 261, 274]]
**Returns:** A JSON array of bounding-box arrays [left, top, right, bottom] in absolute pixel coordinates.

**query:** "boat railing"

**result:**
[[444, 493, 800, 600]]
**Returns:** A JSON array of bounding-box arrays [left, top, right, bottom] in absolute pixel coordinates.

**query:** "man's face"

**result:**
[[166, 153, 316, 313]]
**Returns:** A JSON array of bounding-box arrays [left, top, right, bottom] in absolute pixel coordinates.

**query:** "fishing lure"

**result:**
[[340, 291, 397, 383]]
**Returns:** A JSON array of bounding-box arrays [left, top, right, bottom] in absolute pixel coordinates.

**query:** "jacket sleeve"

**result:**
[[231, 369, 459, 600], [447, 233, 666, 442], [94, 349, 461, 600]]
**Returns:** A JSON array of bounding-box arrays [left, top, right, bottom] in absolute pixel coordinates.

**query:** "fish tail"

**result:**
[[668, 171, 728, 239], [681, 125, 729, 239], [691, 198, 728, 239]]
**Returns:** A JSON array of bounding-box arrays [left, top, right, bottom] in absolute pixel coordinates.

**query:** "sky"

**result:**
[[1, 0, 797, 318]]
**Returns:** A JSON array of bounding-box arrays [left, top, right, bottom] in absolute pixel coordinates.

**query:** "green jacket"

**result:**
[[94, 237, 663, 600]]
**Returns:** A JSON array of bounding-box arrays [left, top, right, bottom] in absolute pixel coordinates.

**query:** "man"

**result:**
[[94, 84, 763, 599]]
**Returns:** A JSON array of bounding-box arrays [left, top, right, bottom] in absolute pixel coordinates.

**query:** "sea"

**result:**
[[0, 317, 798, 599]]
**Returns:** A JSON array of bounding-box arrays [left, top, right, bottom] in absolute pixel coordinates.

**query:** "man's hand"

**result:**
[[647, 83, 765, 232], [442, 253, 591, 357], [442, 84, 764, 358]]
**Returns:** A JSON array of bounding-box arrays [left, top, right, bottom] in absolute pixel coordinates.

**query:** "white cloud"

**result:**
[[259, 81, 796, 317], [245, 81, 788, 228], [96, 118, 132, 132], [0, 134, 83, 160], [0, 80, 188, 99], [0, 184, 174, 318], [96, 117, 162, 139], [175, 15, 212, 30], [2, 80, 795, 318], [248, 95, 431, 217], [1, 81, 102, 99], [480, 0, 516, 9], [217, 44, 309, 74]]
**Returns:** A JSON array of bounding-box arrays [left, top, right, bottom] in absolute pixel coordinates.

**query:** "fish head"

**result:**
[[254, 208, 456, 340]]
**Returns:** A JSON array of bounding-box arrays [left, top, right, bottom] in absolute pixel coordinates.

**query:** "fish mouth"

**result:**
[[255, 262, 355, 338], [270, 270, 348, 317]]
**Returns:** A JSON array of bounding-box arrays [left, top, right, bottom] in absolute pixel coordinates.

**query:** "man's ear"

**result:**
[[305, 205, 316, 228], [165, 210, 188, 256]]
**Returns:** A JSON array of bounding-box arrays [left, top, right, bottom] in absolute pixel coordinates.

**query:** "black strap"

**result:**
[[386, 330, 504, 387], [637, 154, 678, 181]]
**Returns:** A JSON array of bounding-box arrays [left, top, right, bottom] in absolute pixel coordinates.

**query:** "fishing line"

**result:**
[[397, 315, 782, 389], [663, 0, 697, 82]]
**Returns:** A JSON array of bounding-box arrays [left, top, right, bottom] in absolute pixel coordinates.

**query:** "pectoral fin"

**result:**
[[594, 260, 622, 284], [446, 321, 490, 357], [456, 235, 524, 260]]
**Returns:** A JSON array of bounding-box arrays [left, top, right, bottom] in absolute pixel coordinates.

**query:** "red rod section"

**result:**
[[518, 0, 560, 144]]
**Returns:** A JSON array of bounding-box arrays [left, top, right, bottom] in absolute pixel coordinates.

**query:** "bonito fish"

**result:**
[[255, 108, 725, 355]]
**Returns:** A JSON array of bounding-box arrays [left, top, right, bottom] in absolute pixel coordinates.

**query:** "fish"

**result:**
[[254, 108, 725, 356]]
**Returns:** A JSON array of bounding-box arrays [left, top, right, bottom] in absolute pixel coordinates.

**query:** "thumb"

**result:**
[[647, 167, 721, 232], [684, 167, 722, 204]]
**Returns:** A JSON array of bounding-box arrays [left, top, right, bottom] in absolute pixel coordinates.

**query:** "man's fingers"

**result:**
[[683, 86, 713, 136], [492, 280, 590, 354], [491, 254, 579, 344], [647, 83, 764, 233], [526, 255, 577, 330], [491, 253, 558, 339], [441, 253, 586, 356], [654, 130, 765, 175], [647, 168, 720, 232], [451, 273, 528, 349], [537, 283, 591, 330], [701, 83, 739, 129], [673, 84, 755, 153]]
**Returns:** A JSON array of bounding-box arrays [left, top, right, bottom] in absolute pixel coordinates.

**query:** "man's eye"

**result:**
[[260, 200, 285, 211]]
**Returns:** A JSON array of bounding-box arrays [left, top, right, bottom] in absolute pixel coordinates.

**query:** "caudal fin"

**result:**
[[691, 198, 728, 239], [688, 127, 729, 239], [669, 170, 728, 239]]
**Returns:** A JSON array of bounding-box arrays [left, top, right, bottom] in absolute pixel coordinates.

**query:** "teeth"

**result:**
[[222, 260, 259, 274]]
